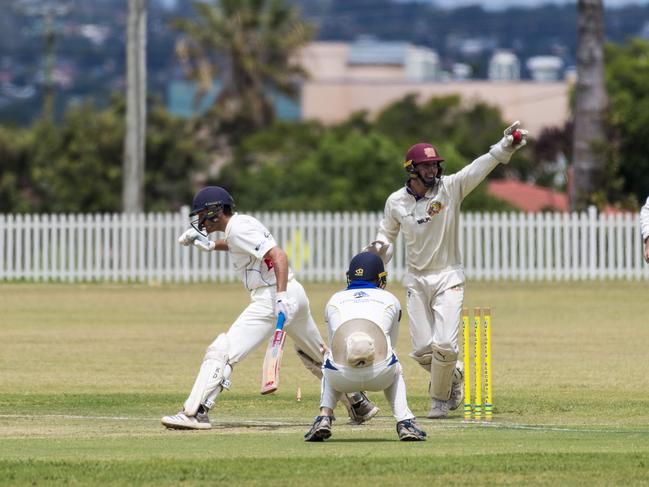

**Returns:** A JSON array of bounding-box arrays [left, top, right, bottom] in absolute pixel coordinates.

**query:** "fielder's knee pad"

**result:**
[[295, 345, 323, 380], [429, 344, 458, 401], [183, 333, 233, 415]]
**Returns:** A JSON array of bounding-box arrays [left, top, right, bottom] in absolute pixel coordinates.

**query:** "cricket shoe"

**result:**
[[396, 419, 427, 441], [349, 392, 379, 424], [427, 398, 450, 419], [304, 416, 333, 442], [448, 380, 464, 411], [161, 411, 211, 430]]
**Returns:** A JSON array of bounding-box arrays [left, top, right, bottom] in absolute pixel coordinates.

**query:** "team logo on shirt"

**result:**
[[427, 200, 444, 216], [354, 291, 369, 299]]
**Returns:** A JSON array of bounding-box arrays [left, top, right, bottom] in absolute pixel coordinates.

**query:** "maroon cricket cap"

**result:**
[[404, 143, 444, 169]]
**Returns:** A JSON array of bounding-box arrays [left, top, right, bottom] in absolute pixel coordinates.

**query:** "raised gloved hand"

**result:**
[[178, 228, 215, 251], [361, 240, 393, 265], [489, 121, 529, 164], [274, 291, 297, 324]]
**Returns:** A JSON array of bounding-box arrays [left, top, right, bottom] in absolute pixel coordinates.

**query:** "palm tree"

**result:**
[[570, 0, 607, 210], [174, 0, 313, 131]]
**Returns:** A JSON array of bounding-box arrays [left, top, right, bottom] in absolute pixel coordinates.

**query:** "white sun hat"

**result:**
[[331, 318, 389, 368]]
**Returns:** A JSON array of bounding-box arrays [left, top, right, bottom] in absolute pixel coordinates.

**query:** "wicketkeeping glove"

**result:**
[[178, 228, 215, 251], [361, 240, 394, 265], [489, 121, 529, 164], [274, 291, 297, 324]]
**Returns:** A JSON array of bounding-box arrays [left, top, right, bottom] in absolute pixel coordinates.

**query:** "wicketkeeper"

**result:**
[[161, 186, 378, 430], [304, 252, 426, 442], [641, 196, 649, 264], [362, 122, 528, 419]]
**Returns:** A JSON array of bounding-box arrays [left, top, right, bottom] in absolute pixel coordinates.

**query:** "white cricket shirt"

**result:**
[[224, 213, 293, 291], [376, 153, 500, 273], [325, 283, 401, 346], [641, 196, 649, 242]]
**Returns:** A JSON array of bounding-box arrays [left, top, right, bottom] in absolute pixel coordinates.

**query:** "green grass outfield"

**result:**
[[1, 280, 649, 486]]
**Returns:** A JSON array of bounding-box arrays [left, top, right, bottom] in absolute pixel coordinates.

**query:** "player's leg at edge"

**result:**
[[161, 334, 232, 430], [304, 411, 334, 442]]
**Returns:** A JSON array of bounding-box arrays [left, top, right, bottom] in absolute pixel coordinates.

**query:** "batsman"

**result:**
[[161, 186, 378, 430], [363, 122, 528, 418]]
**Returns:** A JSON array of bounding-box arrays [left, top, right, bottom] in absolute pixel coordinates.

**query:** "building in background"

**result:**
[[167, 40, 569, 134], [300, 41, 568, 134], [488, 50, 521, 81], [527, 56, 564, 81], [166, 80, 301, 120], [452, 63, 473, 81], [302, 38, 441, 82]]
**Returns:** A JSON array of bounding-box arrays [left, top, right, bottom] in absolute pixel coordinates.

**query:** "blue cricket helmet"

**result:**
[[347, 252, 387, 288], [189, 186, 235, 233], [190, 186, 235, 216]]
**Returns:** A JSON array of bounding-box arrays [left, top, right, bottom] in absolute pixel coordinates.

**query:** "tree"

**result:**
[[221, 116, 513, 212], [604, 39, 649, 208], [173, 0, 313, 137], [570, 0, 608, 210], [0, 98, 207, 213], [123, 0, 147, 213]]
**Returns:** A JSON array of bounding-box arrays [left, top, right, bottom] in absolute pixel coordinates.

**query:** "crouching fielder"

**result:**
[[363, 122, 528, 419], [161, 186, 378, 430], [304, 252, 426, 442]]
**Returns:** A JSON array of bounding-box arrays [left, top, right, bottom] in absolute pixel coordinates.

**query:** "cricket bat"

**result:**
[[260, 312, 287, 395]]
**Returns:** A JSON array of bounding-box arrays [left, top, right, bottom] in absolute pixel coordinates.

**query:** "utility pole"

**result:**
[[20, 1, 70, 120], [123, 0, 147, 213], [570, 0, 607, 210]]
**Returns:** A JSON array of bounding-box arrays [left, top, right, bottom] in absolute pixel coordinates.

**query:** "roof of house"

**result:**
[[487, 179, 569, 212], [486, 179, 629, 213]]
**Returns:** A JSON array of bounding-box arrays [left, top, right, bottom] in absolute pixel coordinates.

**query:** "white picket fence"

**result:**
[[1, 207, 647, 282]]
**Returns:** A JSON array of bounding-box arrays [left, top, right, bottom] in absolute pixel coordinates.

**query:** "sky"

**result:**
[[154, 0, 649, 9], [428, 0, 649, 8]]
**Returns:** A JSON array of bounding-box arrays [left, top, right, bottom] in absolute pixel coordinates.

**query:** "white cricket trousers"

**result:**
[[222, 278, 325, 365], [404, 269, 465, 358], [320, 354, 415, 422]]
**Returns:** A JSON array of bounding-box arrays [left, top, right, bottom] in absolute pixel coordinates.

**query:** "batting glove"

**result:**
[[178, 228, 201, 246], [275, 291, 297, 324], [489, 121, 529, 164], [178, 228, 215, 251], [362, 240, 394, 265]]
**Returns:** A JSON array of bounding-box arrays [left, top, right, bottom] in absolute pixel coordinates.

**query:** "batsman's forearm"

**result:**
[[213, 239, 229, 251], [270, 249, 289, 292]]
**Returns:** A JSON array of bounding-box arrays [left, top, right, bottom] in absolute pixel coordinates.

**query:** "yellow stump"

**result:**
[[484, 308, 493, 421], [462, 308, 471, 421], [473, 307, 482, 421]]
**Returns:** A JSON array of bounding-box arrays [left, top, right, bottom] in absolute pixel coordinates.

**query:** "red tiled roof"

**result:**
[[487, 179, 569, 212]]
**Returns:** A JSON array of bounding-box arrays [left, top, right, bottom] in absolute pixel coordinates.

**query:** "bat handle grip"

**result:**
[[276, 312, 286, 330]]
